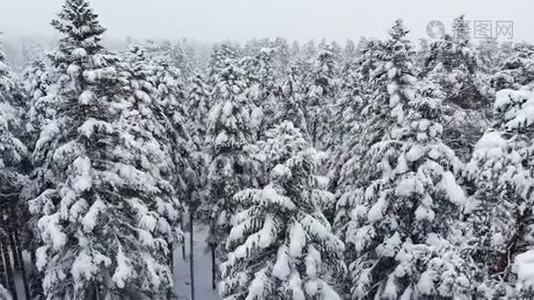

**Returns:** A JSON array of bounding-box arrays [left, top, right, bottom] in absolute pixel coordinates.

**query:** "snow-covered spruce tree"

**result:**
[[28, 1, 182, 298], [331, 24, 406, 230], [240, 47, 278, 131], [147, 45, 200, 270], [491, 42, 534, 91], [150, 54, 196, 197], [290, 41, 301, 60], [346, 79, 476, 299], [476, 38, 505, 75], [208, 43, 240, 85], [305, 45, 339, 149], [22, 54, 58, 165], [0, 42, 29, 299], [302, 40, 317, 61], [344, 39, 357, 63], [328, 58, 365, 161], [205, 59, 259, 257], [0, 41, 28, 205], [274, 64, 309, 136], [272, 37, 291, 78], [254, 48, 279, 129], [186, 74, 211, 149], [219, 121, 346, 299], [422, 16, 481, 103], [144, 39, 193, 80], [126, 43, 203, 297], [422, 15, 490, 161], [464, 88, 534, 298]]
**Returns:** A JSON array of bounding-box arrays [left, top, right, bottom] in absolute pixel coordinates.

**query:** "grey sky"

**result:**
[[1, 0, 533, 43]]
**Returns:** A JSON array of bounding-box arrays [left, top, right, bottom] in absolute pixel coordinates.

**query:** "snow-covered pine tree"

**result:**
[[28, 1, 182, 298], [491, 42, 534, 91], [240, 47, 279, 131], [476, 38, 504, 75], [331, 24, 405, 223], [305, 45, 339, 149], [330, 39, 388, 234], [187, 74, 211, 149], [464, 88, 534, 298], [208, 43, 239, 85], [327, 58, 366, 197], [243, 38, 270, 58], [274, 64, 309, 136], [21, 51, 61, 300], [344, 39, 357, 63], [328, 58, 365, 159], [346, 79, 476, 299], [272, 37, 291, 77], [144, 39, 193, 79], [0, 40, 29, 299], [0, 40, 28, 205], [334, 18, 412, 249], [205, 58, 259, 257], [150, 54, 196, 201], [290, 40, 301, 59], [22, 54, 56, 153], [302, 40, 317, 61], [219, 121, 346, 299], [422, 15, 489, 161]]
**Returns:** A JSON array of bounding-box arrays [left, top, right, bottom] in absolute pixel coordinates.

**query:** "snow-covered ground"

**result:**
[[173, 224, 218, 300]]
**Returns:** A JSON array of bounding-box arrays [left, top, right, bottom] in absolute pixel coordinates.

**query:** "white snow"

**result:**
[[72, 48, 88, 58], [288, 222, 306, 257], [173, 224, 218, 300], [406, 144, 426, 162], [367, 193, 388, 222], [437, 171, 466, 206], [71, 252, 98, 285], [71, 156, 92, 193], [272, 246, 291, 280], [514, 249, 534, 289], [82, 199, 106, 232], [79, 90, 96, 105], [112, 246, 134, 289]]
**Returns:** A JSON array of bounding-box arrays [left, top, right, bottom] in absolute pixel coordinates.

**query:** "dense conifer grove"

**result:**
[[2, 0, 534, 299]]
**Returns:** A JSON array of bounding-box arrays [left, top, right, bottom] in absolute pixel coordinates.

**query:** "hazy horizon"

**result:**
[[1, 0, 533, 44]]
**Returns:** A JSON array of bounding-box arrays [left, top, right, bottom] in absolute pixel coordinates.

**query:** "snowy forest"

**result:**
[[2, 0, 534, 299]]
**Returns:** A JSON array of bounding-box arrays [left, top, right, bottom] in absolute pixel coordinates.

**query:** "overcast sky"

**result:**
[[1, 0, 533, 43]]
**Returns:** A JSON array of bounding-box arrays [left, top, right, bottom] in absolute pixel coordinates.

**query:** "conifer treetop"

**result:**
[[52, 0, 106, 54]]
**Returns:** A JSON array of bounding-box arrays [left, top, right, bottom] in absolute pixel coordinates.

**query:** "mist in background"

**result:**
[[2, 0, 533, 67]]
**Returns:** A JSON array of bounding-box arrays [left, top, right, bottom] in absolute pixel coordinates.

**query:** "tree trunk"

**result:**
[[181, 218, 187, 260], [0, 236, 15, 296], [13, 229, 30, 300], [189, 211, 195, 300], [29, 247, 43, 298], [8, 216, 20, 271], [0, 237, 7, 289], [169, 244, 174, 275], [211, 245, 216, 290]]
